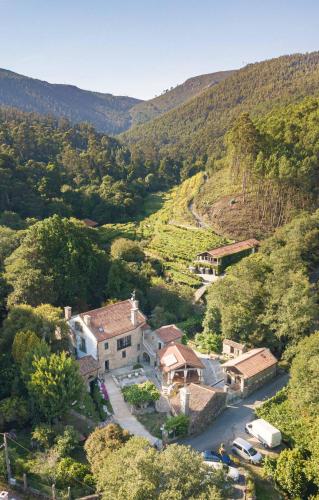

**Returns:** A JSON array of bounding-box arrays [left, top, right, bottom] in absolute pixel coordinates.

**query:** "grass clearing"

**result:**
[[136, 412, 167, 439]]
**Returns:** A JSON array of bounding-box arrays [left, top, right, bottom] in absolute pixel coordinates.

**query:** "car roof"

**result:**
[[233, 437, 252, 448]]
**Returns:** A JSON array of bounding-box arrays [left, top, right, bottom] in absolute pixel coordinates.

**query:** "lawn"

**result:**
[[136, 412, 167, 439]]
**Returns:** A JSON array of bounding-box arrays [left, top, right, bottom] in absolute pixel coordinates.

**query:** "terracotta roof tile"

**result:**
[[82, 218, 98, 227], [223, 348, 277, 378], [77, 355, 100, 376], [223, 339, 246, 350], [159, 342, 204, 372], [155, 324, 183, 344], [79, 300, 146, 341], [198, 239, 260, 259]]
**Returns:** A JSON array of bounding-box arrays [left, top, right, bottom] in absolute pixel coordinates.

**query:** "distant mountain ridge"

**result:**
[[123, 51, 319, 161], [0, 68, 142, 135], [130, 70, 235, 126]]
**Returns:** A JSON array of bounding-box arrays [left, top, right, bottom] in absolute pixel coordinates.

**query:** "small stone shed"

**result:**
[[222, 339, 246, 358], [223, 347, 278, 397], [76, 355, 100, 391], [170, 383, 227, 435]]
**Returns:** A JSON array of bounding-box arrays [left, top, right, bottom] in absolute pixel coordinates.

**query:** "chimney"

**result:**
[[64, 306, 72, 321], [180, 386, 191, 416], [83, 314, 91, 327], [130, 299, 139, 327]]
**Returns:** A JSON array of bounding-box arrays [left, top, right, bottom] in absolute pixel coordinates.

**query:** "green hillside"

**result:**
[[193, 96, 319, 239], [122, 52, 319, 161], [130, 70, 235, 126], [0, 68, 142, 135]]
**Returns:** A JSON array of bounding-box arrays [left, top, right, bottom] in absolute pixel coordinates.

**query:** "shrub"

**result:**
[[55, 457, 95, 489], [0, 396, 29, 431], [54, 425, 80, 457], [133, 363, 143, 369], [32, 423, 55, 450], [194, 331, 222, 353], [122, 381, 160, 407], [164, 414, 189, 437], [110, 238, 145, 262]]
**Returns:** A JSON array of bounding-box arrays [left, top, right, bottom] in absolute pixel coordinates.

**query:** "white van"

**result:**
[[245, 419, 282, 449], [232, 437, 263, 464]]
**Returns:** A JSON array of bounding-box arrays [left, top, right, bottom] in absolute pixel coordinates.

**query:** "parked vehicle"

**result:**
[[245, 418, 282, 448], [202, 451, 239, 482], [202, 450, 231, 465], [231, 437, 263, 464]]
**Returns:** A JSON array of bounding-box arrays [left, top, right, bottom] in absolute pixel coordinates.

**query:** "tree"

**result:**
[[54, 425, 80, 457], [5, 215, 108, 308], [93, 437, 225, 500], [122, 381, 160, 407], [164, 415, 189, 437], [273, 448, 307, 498], [0, 396, 29, 431], [110, 238, 145, 262], [289, 332, 319, 414], [27, 351, 85, 422], [0, 303, 67, 352], [12, 330, 41, 364], [85, 424, 131, 475]]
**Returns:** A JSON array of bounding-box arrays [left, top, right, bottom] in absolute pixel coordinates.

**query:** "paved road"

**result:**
[[180, 373, 288, 452]]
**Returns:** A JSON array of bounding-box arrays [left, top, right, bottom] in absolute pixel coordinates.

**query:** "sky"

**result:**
[[0, 0, 319, 100]]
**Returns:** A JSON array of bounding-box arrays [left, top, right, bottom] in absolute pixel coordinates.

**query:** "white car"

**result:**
[[204, 460, 240, 482], [232, 437, 263, 464]]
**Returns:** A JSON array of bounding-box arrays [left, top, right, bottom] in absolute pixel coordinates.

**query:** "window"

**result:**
[[137, 343, 141, 351], [105, 360, 109, 371], [158, 342, 162, 350], [122, 351, 126, 358], [79, 337, 87, 353], [117, 335, 131, 351], [74, 321, 82, 332], [104, 342, 109, 350], [230, 346, 234, 354]]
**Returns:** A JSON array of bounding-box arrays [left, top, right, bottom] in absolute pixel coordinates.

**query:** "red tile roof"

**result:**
[[159, 342, 204, 373], [170, 383, 225, 415], [155, 324, 183, 344], [223, 348, 277, 378], [223, 339, 246, 350], [79, 300, 147, 342], [198, 239, 260, 259], [82, 218, 98, 227], [77, 355, 100, 376]]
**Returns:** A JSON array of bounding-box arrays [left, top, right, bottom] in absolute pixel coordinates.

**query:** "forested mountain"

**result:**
[[0, 107, 186, 225], [0, 68, 142, 135], [129, 70, 235, 126], [122, 51, 319, 161]]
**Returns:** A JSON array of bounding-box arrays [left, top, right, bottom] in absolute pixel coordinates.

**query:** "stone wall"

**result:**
[[188, 392, 227, 435], [243, 364, 277, 397]]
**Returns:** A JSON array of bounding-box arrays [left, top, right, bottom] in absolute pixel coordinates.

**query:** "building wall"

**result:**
[[97, 326, 143, 372], [188, 392, 227, 435], [68, 316, 98, 360], [243, 364, 277, 397], [222, 343, 246, 358]]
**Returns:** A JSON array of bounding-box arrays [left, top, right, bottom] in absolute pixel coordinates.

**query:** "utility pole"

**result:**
[[3, 433, 12, 483]]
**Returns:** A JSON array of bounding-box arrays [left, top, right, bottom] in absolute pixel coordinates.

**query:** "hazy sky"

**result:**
[[1, 0, 318, 99]]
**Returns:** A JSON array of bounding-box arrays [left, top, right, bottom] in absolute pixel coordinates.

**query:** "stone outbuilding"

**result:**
[[222, 339, 246, 358], [76, 355, 100, 391], [158, 342, 204, 387], [170, 383, 227, 435], [222, 347, 278, 398]]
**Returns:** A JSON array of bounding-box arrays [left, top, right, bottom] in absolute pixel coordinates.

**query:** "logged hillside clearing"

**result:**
[[122, 51, 319, 161]]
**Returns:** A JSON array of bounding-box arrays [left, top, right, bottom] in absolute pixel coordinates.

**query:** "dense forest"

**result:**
[[123, 51, 319, 162], [0, 68, 142, 135], [0, 107, 194, 226]]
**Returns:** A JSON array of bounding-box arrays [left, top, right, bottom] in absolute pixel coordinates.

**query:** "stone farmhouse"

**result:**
[[65, 298, 199, 388], [222, 347, 278, 398], [194, 239, 260, 275]]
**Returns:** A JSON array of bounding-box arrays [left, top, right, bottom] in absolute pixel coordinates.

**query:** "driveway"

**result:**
[[180, 373, 288, 451]]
